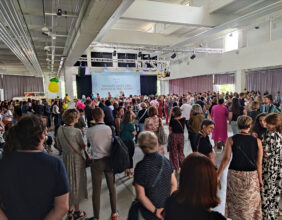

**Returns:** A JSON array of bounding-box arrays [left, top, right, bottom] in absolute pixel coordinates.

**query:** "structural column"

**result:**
[[64, 66, 75, 99], [235, 69, 246, 93]]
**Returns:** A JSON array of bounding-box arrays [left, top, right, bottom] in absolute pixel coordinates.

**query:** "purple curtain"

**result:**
[[0, 75, 44, 100], [214, 73, 234, 85], [246, 69, 282, 95], [170, 75, 213, 94]]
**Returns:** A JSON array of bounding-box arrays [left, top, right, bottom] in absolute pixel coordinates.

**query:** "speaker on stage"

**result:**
[[78, 67, 85, 76]]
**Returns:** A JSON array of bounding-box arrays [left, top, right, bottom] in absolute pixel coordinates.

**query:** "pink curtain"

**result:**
[[246, 69, 282, 95], [0, 75, 44, 100], [214, 73, 234, 85], [170, 75, 213, 94]]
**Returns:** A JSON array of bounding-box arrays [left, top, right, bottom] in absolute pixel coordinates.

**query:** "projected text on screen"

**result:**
[[91, 72, 140, 98]]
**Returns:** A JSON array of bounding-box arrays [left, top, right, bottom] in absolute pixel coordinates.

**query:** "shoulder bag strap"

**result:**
[[61, 127, 84, 160], [236, 143, 256, 168], [151, 156, 165, 188], [196, 134, 203, 152], [139, 109, 147, 121], [176, 119, 184, 132]]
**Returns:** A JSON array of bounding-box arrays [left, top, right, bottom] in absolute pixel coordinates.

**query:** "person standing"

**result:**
[[261, 113, 282, 219], [56, 109, 88, 219], [229, 98, 246, 135], [84, 99, 94, 128], [144, 106, 166, 155], [120, 110, 136, 177], [87, 107, 118, 220], [164, 153, 226, 220], [217, 116, 263, 220], [132, 131, 177, 220], [0, 116, 69, 220], [193, 119, 216, 164], [260, 95, 280, 113], [211, 98, 228, 150], [136, 103, 148, 133], [169, 107, 186, 174], [180, 98, 192, 133], [247, 101, 261, 123], [188, 104, 204, 151], [164, 97, 169, 125]]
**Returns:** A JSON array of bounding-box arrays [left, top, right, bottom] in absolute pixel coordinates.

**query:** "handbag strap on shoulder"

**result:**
[[61, 126, 84, 160], [151, 156, 165, 188]]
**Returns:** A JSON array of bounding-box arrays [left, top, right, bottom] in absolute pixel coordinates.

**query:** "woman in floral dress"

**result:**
[[261, 113, 282, 219]]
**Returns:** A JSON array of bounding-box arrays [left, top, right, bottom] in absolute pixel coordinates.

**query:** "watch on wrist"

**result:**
[[153, 208, 157, 215]]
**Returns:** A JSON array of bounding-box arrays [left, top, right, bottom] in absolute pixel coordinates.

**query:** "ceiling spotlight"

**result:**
[[171, 53, 176, 59], [190, 54, 196, 60], [113, 50, 116, 56], [57, 9, 62, 16], [138, 51, 142, 57], [255, 26, 260, 29]]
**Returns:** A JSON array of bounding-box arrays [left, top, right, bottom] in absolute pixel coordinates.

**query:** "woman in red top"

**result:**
[[157, 97, 163, 119], [164, 97, 169, 125]]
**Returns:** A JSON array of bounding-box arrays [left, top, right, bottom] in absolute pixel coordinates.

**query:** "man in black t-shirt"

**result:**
[[0, 115, 70, 220]]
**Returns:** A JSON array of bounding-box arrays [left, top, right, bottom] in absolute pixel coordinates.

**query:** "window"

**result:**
[[225, 31, 238, 52]]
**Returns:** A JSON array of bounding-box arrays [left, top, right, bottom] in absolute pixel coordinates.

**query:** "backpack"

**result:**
[[110, 126, 130, 174]]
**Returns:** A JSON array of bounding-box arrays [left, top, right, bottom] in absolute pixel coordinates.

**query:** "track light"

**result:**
[[255, 26, 260, 29], [57, 9, 62, 16], [138, 51, 142, 57], [171, 53, 176, 59], [113, 50, 116, 56], [190, 54, 196, 60]]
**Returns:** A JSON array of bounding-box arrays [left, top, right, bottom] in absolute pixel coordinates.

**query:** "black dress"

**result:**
[[165, 194, 226, 220]]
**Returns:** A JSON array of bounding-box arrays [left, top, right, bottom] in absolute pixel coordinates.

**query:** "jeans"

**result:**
[[139, 123, 145, 133]]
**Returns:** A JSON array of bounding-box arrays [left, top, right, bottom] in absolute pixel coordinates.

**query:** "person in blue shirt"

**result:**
[[260, 95, 280, 113]]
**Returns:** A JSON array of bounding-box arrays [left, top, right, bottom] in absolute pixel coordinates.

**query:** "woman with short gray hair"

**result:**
[[130, 131, 177, 220]]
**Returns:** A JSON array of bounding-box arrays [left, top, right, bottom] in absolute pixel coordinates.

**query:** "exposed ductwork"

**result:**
[[0, 0, 43, 76]]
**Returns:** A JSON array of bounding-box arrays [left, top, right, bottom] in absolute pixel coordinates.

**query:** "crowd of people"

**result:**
[[0, 89, 281, 220]]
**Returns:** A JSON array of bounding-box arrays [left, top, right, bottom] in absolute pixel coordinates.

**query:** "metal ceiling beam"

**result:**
[[209, 0, 236, 14], [64, 0, 126, 67], [121, 0, 235, 28], [168, 0, 282, 49], [0, 0, 43, 76]]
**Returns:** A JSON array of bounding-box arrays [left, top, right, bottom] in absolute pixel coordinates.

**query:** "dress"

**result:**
[[211, 104, 228, 142], [261, 131, 282, 220], [56, 125, 88, 205], [144, 116, 165, 155], [226, 134, 262, 220]]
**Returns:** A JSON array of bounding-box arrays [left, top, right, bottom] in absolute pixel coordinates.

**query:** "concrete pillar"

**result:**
[[64, 66, 75, 99], [86, 48, 92, 68], [159, 79, 170, 95], [235, 69, 246, 93]]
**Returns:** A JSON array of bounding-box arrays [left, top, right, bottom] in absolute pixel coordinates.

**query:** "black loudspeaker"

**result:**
[[78, 67, 85, 76]]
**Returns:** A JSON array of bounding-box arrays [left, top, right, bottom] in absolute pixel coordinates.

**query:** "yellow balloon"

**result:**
[[63, 103, 68, 110], [48, 82, 59, 93]]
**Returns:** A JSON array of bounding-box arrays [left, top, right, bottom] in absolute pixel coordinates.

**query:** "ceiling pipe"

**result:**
[[57, 0, 85, 76], [50, 0, 59, 73], [0, 1, 42, 76], [168, 0, 282, 49]]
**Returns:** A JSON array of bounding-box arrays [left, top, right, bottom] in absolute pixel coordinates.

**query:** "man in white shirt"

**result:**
[[180, 98, 192, 132], [86, 107, 118, 220]]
